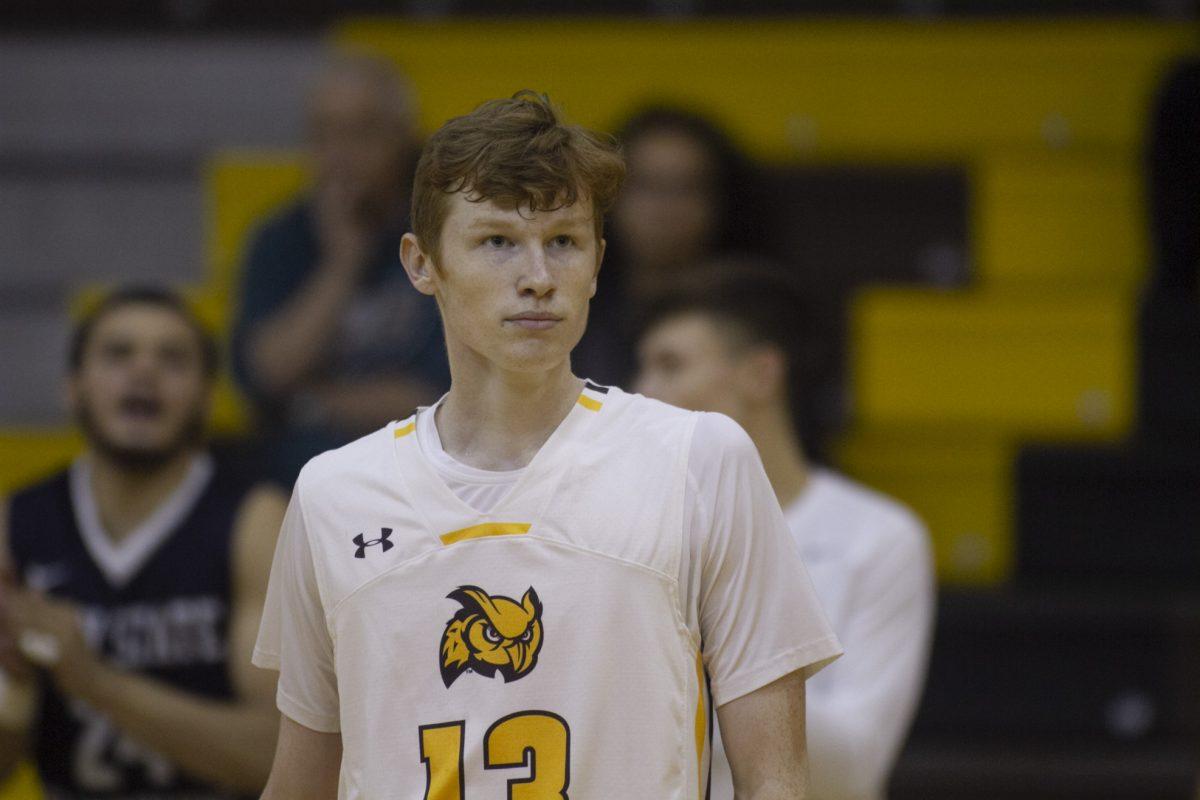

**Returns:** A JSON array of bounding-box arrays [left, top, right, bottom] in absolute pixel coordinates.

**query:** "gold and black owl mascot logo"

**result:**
[[440, 585, 544, 688]]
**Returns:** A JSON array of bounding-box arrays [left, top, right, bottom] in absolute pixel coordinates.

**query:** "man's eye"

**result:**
[[484, 235, 510, 248], [550, 235, 574, 248]]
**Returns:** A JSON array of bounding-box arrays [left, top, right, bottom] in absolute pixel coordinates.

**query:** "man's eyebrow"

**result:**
[[465, 215, 519, 230], [465, 212, 592, 230]]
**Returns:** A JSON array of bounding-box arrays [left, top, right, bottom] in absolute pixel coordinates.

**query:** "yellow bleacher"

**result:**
[[335, 19, 1194, 161], [851, 287, 1136, 439], [835, 427, 1014, 585], [974, 152, 1148, 288]]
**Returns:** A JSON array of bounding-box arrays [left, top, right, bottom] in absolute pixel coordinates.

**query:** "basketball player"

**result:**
[[0, 288, 285, 797], [636, 264, 935, 800], [253, 92, 842, 799]]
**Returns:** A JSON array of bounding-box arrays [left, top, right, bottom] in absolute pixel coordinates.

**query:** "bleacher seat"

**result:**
[[0, 430, 83, 496], [1016, 442, 1200, 589], [851, 287, 1136, 438], [974, 153, 1146, 288], [1138, 294, 1200, 441], [335, 19, 1196, 160], [834, 427, 1013, 584], [911, 589, 1200, 743]]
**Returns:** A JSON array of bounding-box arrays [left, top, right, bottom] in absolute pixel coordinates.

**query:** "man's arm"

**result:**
[[0, 496, 33, 781], [718, 670, 808, 800], [6, 485, 287, 793], [260, 715, 342, 800], [242, 182, 372, 397]]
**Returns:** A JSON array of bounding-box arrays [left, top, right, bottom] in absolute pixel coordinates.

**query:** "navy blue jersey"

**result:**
[[6, 454, 256, 800]]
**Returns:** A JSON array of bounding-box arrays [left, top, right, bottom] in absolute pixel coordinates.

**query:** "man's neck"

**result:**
[[436, 358, 582, 472], [89, 449, 199, 543], [740, 405, 810, 511]]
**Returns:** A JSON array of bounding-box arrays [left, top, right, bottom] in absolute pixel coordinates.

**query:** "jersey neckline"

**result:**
[[69, 452, 215, 588], [391, 380, 613, 541]]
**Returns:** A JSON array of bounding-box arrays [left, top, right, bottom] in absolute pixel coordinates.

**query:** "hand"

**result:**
[[3, 589, 99, 698], [314, 176, 373, 276], [0, 568, 34, 682]]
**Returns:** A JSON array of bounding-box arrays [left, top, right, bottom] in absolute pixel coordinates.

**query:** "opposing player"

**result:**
[[254, 91, 842, 798], [636, 263, 935, 800], [0, 288, 285, 797]]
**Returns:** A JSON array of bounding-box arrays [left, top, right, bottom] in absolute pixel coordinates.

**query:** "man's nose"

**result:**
[[519, 246, 555, 297]]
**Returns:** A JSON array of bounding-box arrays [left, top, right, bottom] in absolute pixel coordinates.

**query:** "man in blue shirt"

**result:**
[[232, 55, 449, 485]]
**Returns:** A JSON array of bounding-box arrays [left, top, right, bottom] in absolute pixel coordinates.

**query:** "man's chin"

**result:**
[[91, 440, 188, 473], [77, 408, 206, 474]]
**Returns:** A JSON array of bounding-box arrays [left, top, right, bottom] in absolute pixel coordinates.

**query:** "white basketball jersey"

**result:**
[[289, 384, 708, 798]]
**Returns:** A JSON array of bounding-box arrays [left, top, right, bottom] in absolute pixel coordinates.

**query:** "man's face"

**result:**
[[308, 77, 413, 204], [613, 130, 718, 272], [69, 305, 211, 470], [635, 312, 749, 422], [413, 192, 604, 374]]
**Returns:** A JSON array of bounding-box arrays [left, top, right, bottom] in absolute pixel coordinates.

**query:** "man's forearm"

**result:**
[[77, 663, 277, 793], [248, 261, 362, 395]]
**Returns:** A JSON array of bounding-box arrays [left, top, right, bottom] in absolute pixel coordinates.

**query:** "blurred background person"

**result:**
[[636, 262, 935, 800], [232, 54, 448, 487], [574, 105, 763, 385], [0, 288, 283, 798]]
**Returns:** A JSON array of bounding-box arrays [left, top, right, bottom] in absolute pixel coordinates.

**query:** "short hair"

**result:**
[[69, 286, 219, 379], [636, 258, 817, 406], [411, 90, 626, 263]]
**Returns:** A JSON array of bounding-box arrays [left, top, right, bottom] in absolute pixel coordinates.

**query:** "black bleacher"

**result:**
[[1016, 443, 1200, 590], [893, 589, 1200, 799]]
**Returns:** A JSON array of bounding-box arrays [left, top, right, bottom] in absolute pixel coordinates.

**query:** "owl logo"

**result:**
[[440, 585, 544, 688]]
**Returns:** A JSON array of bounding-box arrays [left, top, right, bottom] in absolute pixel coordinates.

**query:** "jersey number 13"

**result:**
[[419, 711, 570, 799]]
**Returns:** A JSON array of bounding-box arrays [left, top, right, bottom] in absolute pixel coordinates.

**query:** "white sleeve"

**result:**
[[806, 515, 935, 799], [688, 412, 842, 707], [252, 480, 341, 733]]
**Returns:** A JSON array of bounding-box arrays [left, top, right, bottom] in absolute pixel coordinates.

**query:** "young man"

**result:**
[[636, 263, 935, 800], [0, 288, 285, 798], [253, 92, 841, 799]]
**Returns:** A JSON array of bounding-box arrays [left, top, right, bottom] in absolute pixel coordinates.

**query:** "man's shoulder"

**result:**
[[295, 424, 397, 499], [600, 387, 715, 453], [798, 470, 929, 556], [6, 467, 71, 517]]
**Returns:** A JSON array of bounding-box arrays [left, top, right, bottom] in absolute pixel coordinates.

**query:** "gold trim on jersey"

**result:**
[[440, 522, 532, 547], [394, 421, 416, 438], [695, 649, 707, 795], [577, 394, 603, 412]]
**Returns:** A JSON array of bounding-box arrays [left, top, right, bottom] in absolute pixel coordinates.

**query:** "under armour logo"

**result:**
[[353, 528, 394, 559]]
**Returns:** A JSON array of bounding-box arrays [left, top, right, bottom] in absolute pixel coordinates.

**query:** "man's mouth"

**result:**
[[118, 396, 164, 420], [506, 312, 562, 331]]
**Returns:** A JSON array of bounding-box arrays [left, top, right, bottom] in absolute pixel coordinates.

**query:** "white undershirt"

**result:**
[[415, 398, 523, 514]]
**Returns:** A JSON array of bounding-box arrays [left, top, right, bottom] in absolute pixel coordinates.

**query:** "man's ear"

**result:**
[[400, 233, 437, 297]]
